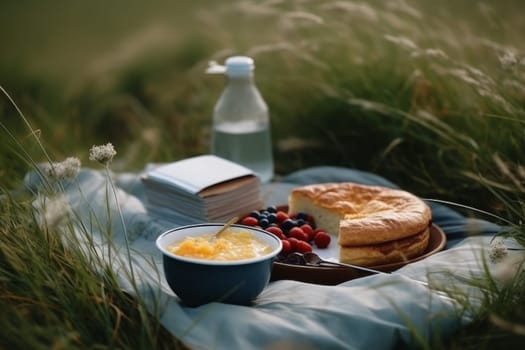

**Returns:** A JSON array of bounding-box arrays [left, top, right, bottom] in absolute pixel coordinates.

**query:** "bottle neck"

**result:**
[[226, 73, 253, 84], [213, 71, 268, 124], [223, 74, 259, 97]]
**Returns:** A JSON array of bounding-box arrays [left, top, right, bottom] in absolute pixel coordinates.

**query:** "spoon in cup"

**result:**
[[210, 216, 239, 241]]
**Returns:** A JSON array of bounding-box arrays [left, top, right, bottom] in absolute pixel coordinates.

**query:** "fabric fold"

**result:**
[[24, 165, 502, 350]]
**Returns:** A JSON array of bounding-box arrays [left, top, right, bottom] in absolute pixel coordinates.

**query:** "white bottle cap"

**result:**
[[225, 56, 254, 77]]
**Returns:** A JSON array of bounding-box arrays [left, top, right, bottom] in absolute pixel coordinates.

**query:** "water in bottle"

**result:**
[[208, 56, 274, 183]]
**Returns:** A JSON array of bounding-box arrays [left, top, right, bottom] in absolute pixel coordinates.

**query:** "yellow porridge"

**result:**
[[168, 230, 273, 261]]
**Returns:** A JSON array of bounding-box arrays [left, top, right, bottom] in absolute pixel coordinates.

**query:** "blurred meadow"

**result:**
[[1, 0, 525, 348], [2, 0, 524, 215]]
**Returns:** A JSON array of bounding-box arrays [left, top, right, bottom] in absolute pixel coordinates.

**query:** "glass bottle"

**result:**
[[208, 56, 274, 183]]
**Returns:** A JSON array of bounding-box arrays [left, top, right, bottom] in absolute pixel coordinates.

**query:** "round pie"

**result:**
[[338, 228, 430, 266], [288, 182, 432, 266]]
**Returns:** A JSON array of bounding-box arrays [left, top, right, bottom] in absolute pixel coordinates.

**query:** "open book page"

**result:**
[[142, 155, 263, 225], [146, 155, 255, 194]]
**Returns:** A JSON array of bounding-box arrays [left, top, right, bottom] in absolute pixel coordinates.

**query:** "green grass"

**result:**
[[0, 191, 186, 349], [1, 0, 525, 348]]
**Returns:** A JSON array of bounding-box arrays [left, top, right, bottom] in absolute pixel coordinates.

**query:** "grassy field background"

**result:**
[[1, 0, 524, 214], [1, 0, 525, 348]]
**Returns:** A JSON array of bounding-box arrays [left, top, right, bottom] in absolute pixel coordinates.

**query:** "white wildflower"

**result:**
[[41, 163, 55, 178], [447, 68, 481, 87], [491, 253, 525, 285], [321, 2, 378, 22], [518, 164, 525, 181], [33, 194, 71, 230], [247, 42, 295, 56], [493, 153, 525, 191], [42, 157, 81, 180], [411, 48, 448, 59], [386, 0, 422, 19], [384, 35, 418, 51], [89, 143, 117, 165], [61, 157, 81, 178], [498, 50, 518, 70], [489, 236, 508, 263], [281, 11, 324, 25], [503, 79, 525, 95]]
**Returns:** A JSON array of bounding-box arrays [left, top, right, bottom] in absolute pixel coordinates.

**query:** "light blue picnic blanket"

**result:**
[[25, 166, 503, 350]]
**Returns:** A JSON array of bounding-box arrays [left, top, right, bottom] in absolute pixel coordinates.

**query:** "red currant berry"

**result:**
[[288, 227, 309, 241], [276, 211, 290, 223], [300, 224, 314, 240], [287, 237, 300, 251], [266, 226, 286, 240], [280, 239, 292, 255], [295, 240, 313, 253], [241, 216, 258, 226], [314, 231, 331, 248]]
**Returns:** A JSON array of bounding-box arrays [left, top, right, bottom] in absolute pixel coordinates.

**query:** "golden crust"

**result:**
[[339, 228, 430, 266], [288, 182, 432, 246]]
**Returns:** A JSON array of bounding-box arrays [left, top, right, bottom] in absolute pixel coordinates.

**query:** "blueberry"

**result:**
[[259, 218, 270, 228], [267, 213, 277, 223], [281, 219, 295, 231], [266, 205, 277, 213], [249, 211, 260, 219], [295, 218, 306, 226], [297, 212, 308, 220]]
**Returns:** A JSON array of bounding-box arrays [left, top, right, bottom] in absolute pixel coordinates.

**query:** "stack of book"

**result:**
[[142, 155, 263, 226]]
